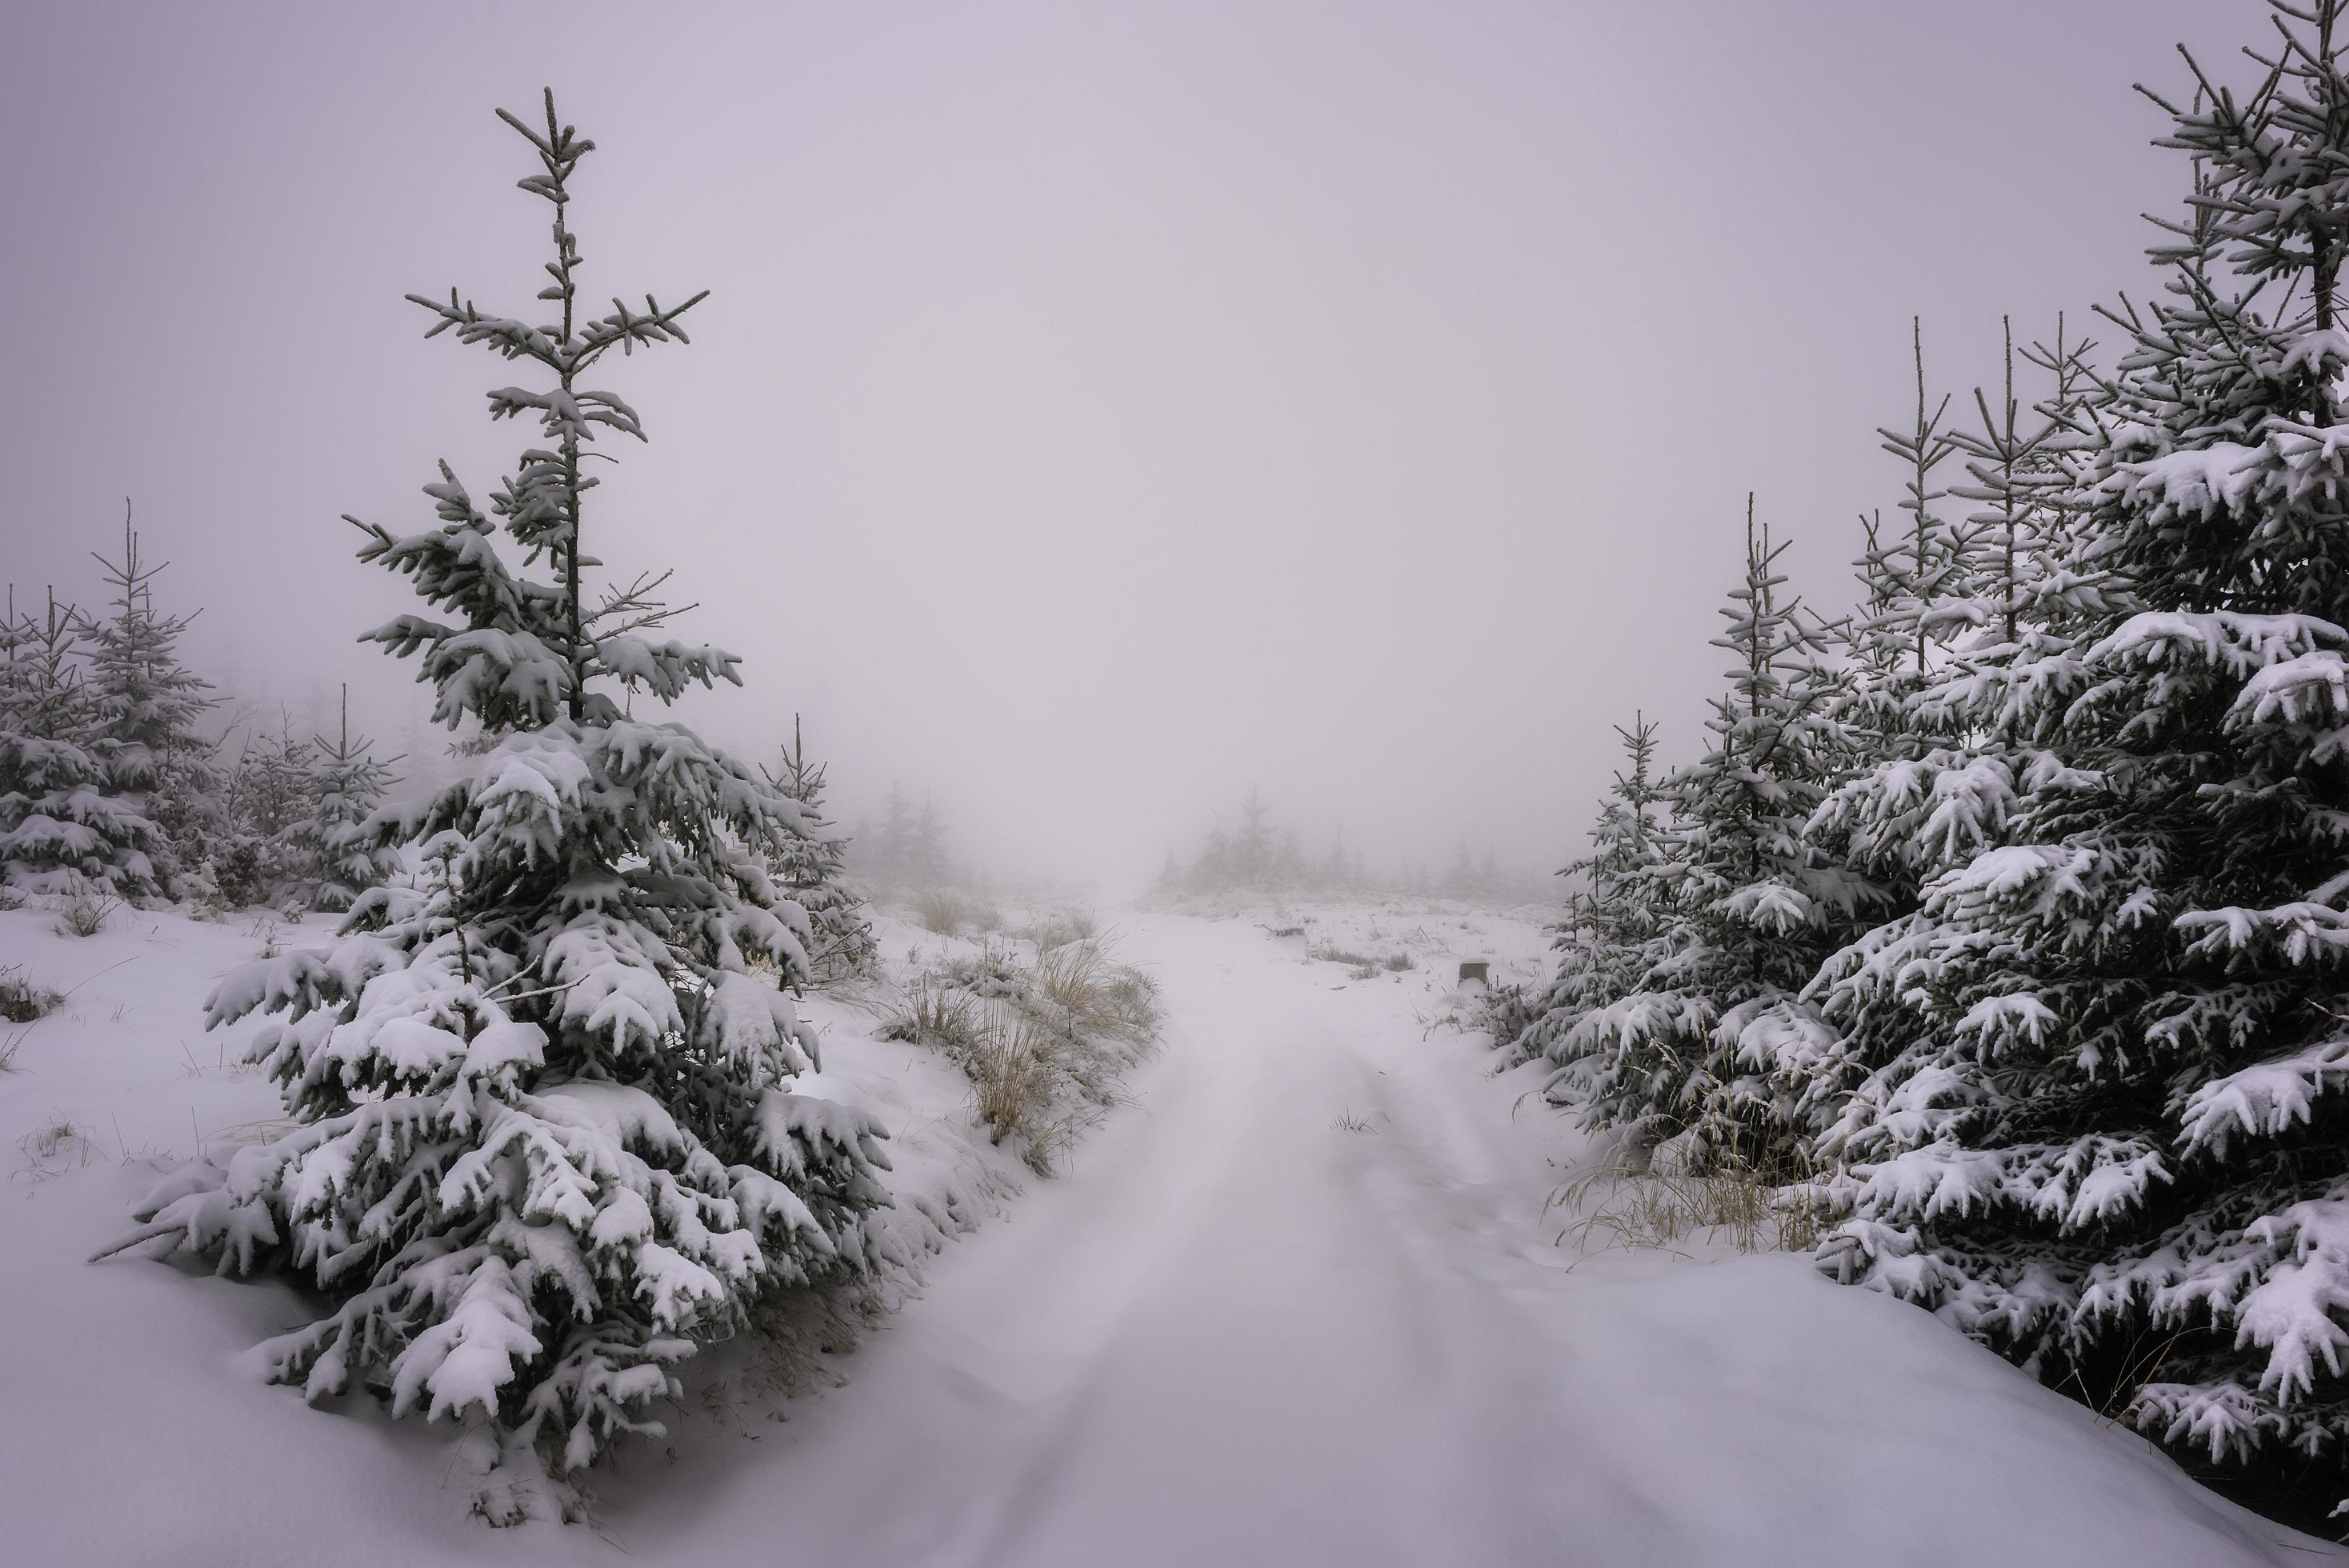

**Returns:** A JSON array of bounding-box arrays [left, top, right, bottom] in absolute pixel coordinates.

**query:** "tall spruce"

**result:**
[[1805, 2, 2349, 1513], [1764, 321, 2112, 1140], [106, 93, 891, 1490]]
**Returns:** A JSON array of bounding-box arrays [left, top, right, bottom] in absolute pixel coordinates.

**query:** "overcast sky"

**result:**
[[0, 0, 2255, 892]]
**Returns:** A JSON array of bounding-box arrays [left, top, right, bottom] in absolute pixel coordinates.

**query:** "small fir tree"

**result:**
[[84, 505, 222, 897], [1235, 786, 1272, 887], [1508, 714, 1674, 1082], [301, 686, 403, 912], [866, 782, 913, 889], [1561, 504, 1869, 1165], [0, 588, 158, 894], [764, 715, 876, 982], [907, 794, 950, 886], [222, 714, 323, 908]]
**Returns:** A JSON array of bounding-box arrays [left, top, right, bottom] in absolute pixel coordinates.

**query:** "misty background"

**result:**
[[0, 0, 2245, 894]]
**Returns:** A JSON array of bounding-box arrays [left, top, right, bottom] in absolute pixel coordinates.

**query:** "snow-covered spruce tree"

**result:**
[[85, 506, 222, 897], [1845, 320, 1975, 746], [1235, 786, 1273, 888], [297, 686, 403, 913], [0, 587, 158, 894], [763, 715, 875, 982], [0, 594, 27, 854], [1322, 824, 1353, 894], [1763, 321, 2111, 1135], [907, 794, 950, 886], [1545, 506, 1871, 1165], [1809, 4, 2349, 1513], [859, 782, 913, 890], [1503, 714, 1671, 1079], [1193, 822, 1233, 894], [221, 714, 323, 909], [102, 92, 891, 1495]]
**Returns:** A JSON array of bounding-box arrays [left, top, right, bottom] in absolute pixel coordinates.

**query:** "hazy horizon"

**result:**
[[0, 0, 2250, 894]]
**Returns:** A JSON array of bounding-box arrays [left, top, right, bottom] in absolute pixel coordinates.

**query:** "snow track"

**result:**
[[608, 911, 2335, 1567], [5, 906, 2337, 1566]]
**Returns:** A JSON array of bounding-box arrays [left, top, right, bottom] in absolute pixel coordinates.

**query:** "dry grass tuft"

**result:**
[[874, 977, 982, 1054], [1310, 942, 1415, 978], [907, 887, 1002, 939], [1017, 908, 1100, 950], [1546, 1142, 1825, 1260], [970, 1001, 1056, 1155], [51, 879, 118, 938], [0, 966, 62, 1025], [17, 1114, 99, 1178], [873, 936, 1163, 1176]]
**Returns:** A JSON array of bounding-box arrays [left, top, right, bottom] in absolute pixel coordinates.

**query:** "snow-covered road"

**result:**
[[603, 910, 2333, 1568], [6, 903, 2335, 1566]]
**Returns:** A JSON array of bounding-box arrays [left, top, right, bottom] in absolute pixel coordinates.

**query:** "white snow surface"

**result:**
[[1, 898, 2337, 1566]]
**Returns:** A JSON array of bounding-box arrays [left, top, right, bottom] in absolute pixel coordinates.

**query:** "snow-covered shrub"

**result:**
[[101, 91, 891, 1493], [0, 965, 60, 1024]]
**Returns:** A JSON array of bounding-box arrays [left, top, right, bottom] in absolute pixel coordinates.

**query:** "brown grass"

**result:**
[[51, 879, 118, 938], [1545, 1142, 1825, 1260], [907, 887, 1003, 939], [875, 936, 1163, 1176]]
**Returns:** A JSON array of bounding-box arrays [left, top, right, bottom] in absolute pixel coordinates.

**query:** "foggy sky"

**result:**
[[0, 1, 2253, 892]]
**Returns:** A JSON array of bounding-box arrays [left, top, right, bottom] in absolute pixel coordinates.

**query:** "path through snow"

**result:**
[[5, 904, 2338, 1566], [606, 910, 2332, 1568]]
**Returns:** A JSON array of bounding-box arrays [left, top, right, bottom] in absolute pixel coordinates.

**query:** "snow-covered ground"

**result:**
[[1, 898, 2335, 1566]]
